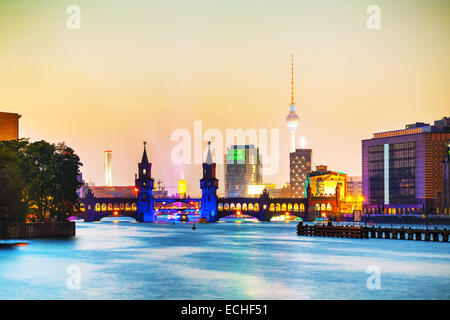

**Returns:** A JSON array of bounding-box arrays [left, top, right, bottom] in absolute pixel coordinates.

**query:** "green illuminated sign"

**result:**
[[228, 149, 245, 162]]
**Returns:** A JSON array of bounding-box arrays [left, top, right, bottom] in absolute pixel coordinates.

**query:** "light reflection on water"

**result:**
[[0, 220, 449, 299]]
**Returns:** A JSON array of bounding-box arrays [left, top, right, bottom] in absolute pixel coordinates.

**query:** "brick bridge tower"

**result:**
[[135, 141, 155, 222], [200, 142, 219, 222]]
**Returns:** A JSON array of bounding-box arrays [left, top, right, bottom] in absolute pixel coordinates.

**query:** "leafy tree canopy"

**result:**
[[0, 139, 83, 226]]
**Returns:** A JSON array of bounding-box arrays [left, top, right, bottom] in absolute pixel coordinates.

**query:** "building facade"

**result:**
[[0, 111, 20, 141], [306, 165, 347, 218], [443, 144, 450, 211], [224, 144, 262, 197], [104, 150, 112, 186], [290, 148, 312, 198], [347, 176, 362, 199], [362, 117, 450, 215], [308, 165, 347, 201]]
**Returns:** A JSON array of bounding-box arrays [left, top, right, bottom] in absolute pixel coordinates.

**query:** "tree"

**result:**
[[20, 140, 83, 222], [0, 140, 27, 234], [0, 139, 83, 228]]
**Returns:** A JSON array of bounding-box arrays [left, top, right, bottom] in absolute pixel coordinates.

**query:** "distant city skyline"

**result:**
[[1, 0, 449, 194]]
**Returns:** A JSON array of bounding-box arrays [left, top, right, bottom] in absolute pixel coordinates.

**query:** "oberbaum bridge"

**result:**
[[77, 143, 342, 223]]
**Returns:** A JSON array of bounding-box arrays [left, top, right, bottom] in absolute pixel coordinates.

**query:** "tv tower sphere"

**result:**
[[286, 108, 299, 132]]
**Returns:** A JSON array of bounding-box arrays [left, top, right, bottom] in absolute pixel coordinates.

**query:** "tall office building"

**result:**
[[443, 144, 450, 212], [104, 150, 112, 186], [362, 117, 450, 214], [0, 111, 20, 141], [290, 148, 312, 198], [224, 144, 262, 197]]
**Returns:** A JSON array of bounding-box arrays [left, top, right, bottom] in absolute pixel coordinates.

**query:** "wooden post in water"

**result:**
[[399, 228, 405, 240], [407, 228, 414, 240], [443, 229, 448, 242], [415, 231, 422, 241], [432, 229, 439, 242]]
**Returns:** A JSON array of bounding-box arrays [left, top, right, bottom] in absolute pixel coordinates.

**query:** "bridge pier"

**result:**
[[85, 212, 101, 222]]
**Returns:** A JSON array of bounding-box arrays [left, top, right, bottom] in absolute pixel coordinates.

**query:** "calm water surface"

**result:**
[[1, 220, 449, 299]]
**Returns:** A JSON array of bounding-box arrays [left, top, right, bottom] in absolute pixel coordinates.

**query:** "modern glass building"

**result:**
[[290, 148, 312, 198], [362, 117, 450, 215], [224, 145, 262, 197]]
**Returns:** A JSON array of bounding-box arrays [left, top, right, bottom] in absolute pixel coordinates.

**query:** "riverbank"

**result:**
[[0, 222, 75, 239]]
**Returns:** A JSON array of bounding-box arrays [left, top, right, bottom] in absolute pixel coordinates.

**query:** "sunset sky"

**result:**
[[1, 0, 449, 195]]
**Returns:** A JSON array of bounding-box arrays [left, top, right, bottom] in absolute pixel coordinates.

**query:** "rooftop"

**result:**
[[371, 116, 450, 139], [88, 186, 138, 198]]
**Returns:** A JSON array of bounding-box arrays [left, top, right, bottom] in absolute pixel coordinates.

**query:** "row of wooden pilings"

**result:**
[[363, 226, 448, 241], [296, 222, 449, 242]]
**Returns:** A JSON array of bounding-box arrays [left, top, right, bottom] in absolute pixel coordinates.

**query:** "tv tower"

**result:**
[[285, 53, 299, 153]]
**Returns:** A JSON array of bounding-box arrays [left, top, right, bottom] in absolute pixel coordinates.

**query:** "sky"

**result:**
[[0, 0, 449, 196]]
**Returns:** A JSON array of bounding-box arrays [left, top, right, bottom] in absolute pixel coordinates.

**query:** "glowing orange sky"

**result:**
[[0, 0, 449, 195]]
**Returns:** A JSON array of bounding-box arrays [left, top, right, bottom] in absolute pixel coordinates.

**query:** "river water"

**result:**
[[1, 220, 449, 299]]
